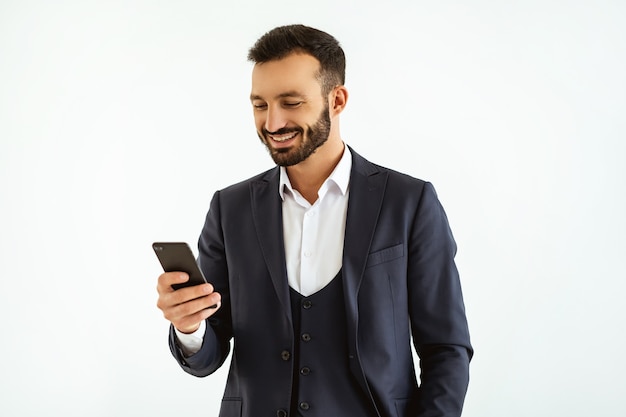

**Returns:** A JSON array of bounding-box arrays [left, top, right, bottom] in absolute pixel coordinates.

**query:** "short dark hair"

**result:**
[[247, 24, 346, 96]]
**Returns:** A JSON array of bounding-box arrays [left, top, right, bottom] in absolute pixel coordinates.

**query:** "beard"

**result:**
[[258, 103, 331, 167]]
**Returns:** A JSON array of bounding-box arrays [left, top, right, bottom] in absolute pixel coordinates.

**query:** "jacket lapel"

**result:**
[[342, 148, 388, 335], [341, 148, 388, 401], [250, 168, 292, 323]]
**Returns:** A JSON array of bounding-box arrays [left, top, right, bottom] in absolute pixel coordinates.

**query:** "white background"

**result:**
[[1, 1, 625, 416]]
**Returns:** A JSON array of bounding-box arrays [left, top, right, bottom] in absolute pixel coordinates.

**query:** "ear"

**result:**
[[329, 85, 348, 116]]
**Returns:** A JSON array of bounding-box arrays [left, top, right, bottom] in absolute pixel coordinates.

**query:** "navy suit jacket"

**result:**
[[169, 147, 473, 417]]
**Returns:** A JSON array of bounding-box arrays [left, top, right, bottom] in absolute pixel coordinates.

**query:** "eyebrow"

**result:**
[[250, 90, 307, 101]]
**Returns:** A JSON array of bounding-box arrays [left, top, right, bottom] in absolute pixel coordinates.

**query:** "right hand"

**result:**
[[156, 272, 222, 334]]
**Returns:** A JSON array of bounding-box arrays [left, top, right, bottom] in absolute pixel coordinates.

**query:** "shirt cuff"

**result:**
[[174, 320, 206, 357]]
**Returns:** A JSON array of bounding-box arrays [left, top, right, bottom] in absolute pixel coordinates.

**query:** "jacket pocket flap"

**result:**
[[366, 243, 404, 268], [218, 398, 242, 417]]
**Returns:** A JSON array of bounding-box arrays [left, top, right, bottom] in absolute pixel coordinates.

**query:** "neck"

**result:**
[[286, 136, 345, 204]]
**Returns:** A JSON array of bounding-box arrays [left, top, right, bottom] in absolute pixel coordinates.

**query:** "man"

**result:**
[[156, 24, 472, 417]]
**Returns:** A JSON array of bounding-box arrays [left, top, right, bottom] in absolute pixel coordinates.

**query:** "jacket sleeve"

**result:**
[[408, 182, 473, 417], [168, 190, 233, 377]]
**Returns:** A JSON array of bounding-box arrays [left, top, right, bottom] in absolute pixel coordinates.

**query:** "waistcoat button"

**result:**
[[300, 366, 311, 375], [302, 300, 312, 309], [301, 333, 311, 342], [299, 402, 310, 410], [276, 409, 288, 417], [281, 350, 291, 361]]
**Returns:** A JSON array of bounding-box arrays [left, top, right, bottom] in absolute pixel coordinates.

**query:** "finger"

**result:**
[[176, 300, 223, 332], [168, 283, 215, 305], [157, 283, 214, 316], [156, 272, 189, 293], [165, 292, 221, 324]]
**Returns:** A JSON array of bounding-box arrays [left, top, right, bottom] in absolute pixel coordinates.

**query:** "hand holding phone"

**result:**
[[154, 242, 220, 333]]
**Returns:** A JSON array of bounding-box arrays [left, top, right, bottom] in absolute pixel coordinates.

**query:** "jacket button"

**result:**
[[299, 402, 310, 411], [301, 333, 311, 342], [281, 350, 291, 361], [300, 366, 311, 376], [276, 409, 288, 417], [302, 300, 312, 309]]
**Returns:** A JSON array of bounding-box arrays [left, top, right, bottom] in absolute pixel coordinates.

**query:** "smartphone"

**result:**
[[152, 242, 208, 290]]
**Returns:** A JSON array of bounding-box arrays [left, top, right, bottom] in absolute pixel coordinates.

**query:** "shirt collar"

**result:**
[[279, 144, 352, 201]]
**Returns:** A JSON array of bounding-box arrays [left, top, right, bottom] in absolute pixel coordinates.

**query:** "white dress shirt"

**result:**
[[175, 146, 352, 355], [280, 145, 351, 296]]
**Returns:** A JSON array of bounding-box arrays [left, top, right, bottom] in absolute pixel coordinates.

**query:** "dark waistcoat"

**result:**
[[288, 270, 377, 417]]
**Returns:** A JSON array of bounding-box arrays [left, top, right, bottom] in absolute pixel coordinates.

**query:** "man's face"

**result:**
[[250, 53, 331, 166]]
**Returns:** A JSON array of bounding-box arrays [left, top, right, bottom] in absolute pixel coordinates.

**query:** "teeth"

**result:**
[[271, 132, 297, 142]]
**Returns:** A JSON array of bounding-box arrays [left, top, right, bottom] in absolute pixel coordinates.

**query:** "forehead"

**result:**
[[251, 53, 322, 99]]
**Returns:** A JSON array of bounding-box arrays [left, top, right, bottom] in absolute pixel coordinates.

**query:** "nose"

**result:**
[[264, 106, 287, 133]]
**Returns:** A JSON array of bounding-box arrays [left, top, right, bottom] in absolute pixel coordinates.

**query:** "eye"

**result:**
[[252, 103, 267, 110], [283, 101, 302, 108]]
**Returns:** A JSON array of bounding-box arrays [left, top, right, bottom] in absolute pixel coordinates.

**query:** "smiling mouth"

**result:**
[[269, 131, 299, 143]]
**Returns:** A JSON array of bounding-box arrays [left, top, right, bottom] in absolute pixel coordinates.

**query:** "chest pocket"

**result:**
[[365, 243, 404, 268]]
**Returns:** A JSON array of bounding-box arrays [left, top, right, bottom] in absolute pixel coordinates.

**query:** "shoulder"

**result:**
[[349, 146, 429, 191], [201, 167, 279, 214], [216, 166, 279, 195]]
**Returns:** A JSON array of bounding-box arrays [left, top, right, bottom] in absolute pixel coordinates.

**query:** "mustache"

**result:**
[[262, 126, 303, 136]]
